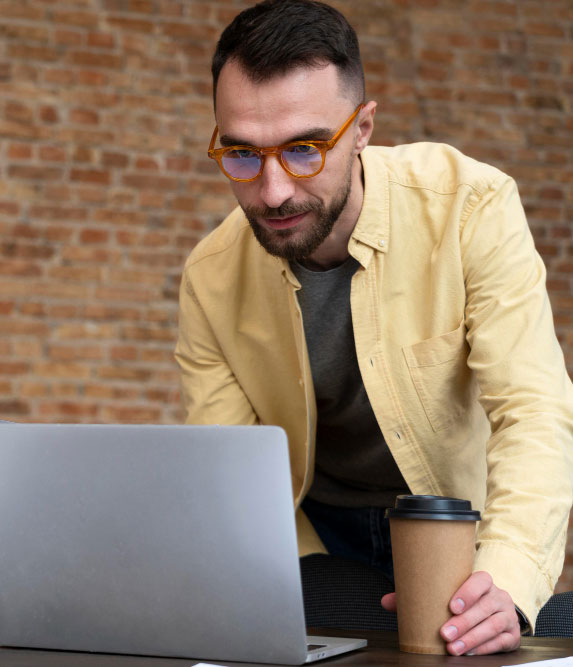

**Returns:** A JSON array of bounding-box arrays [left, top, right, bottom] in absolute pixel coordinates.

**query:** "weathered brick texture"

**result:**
[[1, 0, 572, 589]]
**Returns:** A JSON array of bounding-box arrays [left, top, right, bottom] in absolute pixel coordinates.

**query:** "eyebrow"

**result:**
[[219, 127, 334, 148]]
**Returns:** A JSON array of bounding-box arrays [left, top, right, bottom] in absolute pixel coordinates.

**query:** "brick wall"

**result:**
[[0, 0, 572, 588]]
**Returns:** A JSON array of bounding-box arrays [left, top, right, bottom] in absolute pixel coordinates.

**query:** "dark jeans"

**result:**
[[301, 496, 395, 584]]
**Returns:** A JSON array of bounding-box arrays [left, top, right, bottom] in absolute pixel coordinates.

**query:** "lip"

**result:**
[[263, 212, 307, 230]]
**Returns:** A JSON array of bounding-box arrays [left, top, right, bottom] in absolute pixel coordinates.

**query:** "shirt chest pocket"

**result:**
[[402, 321, 473, 432]]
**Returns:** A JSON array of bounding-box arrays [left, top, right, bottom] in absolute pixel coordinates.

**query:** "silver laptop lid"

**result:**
[[0, 423, 309, 664]]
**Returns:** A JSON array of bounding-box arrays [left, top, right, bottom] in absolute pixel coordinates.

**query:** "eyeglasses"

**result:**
[[207, 104, 364, 182]]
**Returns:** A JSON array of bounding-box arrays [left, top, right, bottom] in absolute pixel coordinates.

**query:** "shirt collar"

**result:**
[[280, 145, 390, 282], [348, 146, 390, 267]]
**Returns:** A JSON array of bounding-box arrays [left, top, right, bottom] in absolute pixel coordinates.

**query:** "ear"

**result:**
[[354, 100, 377, 154]]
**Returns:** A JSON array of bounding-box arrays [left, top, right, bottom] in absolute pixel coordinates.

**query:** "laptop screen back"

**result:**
[[0, 423, 309, 664]]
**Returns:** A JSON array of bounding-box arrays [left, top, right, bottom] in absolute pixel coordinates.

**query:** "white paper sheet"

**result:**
[[502, 657, 573, 667]]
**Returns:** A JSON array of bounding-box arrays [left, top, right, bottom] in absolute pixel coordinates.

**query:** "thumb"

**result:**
[[381, 592, 397, 612]]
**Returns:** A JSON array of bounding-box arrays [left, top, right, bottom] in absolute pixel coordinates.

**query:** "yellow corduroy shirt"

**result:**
[[175, 143, 573, 628]]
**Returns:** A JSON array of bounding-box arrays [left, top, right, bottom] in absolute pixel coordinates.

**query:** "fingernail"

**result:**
[[443, 625, 458, 641], [452, 597, 465, 613], [452, 640, 465, 655]]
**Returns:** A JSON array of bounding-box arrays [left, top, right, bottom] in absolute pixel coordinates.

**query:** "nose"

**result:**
[[258, 154, 296, 209]]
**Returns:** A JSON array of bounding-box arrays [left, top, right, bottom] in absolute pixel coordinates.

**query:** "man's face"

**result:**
[[214, 61, 361, 262]]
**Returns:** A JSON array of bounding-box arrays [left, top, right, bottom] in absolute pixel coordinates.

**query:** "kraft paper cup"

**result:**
[[385, 495, 480, 655]]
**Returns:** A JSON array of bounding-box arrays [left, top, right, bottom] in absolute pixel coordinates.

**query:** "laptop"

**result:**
[[0, 423, 366, 664]]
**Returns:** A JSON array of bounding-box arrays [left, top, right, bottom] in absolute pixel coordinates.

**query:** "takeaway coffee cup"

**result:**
[[385, 495, 481, 654]]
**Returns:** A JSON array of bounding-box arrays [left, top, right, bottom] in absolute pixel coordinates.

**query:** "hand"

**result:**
[[381, 571, 521, 656], [440, 571, 520, 655]]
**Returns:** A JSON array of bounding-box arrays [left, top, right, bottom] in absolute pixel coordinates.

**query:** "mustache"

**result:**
[[243, 200, 321, 219]]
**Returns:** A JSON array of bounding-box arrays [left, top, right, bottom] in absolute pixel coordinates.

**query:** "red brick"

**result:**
[[43, 68, 76, 85], [33, 362, 92, 380], [1, 242, 54, 260], [39, 106, 60, 123], [121, 325, 175, 342], [38, 146, 68, 162], [165, 155, 191, 172], [160, 22, 219, 40], [106, 17, 155, 33], [77, 70, 108, 86], [5, 101, 34, 124], [19, 382, 48, 398], [70, 168, 111, 184], [47, 305, 79, 319], [53, 29, 84, 48], [6, 143, 32, 160], [135, 156, 159, 170], [121, 174, 179, 190], [0, 201, 20, 215], [0, 380, 14, 394], [0, 301, 15, 315], [38, 402, 99, 420], [87, 32, 116, 49], [7, 165, 63, 181], [61, 247, 122, 264], [141, 232, 170, 247], [75, 186, 108, 204], [69, 108, 100, 125], [0, 62, 11, 80], [93, 210, 146, 225], [102, 405, 162, 423], [79, 229, 109, 244], [97, 366, 151, 381], [48, 344, 104, 361], [52, 323, 115, 340], [82, 304, 141, 321], [18, 299, 44, 316], [169, 196, 195, 212], [0, 361, 30, 375], [140, 348, 171, 363], [94, 286, 155, 303], [111, 345, 138, 361], [140, 192, 165, 208], [8, 44, 61, 62], [0, 399, 30, 416], [0, 260, 43, 277], [524, 22, 566, 38], [68, 51, 124, 69], [48, 265, 102, 281], [102, 152, 129, 168], [51, 10, 99, 28]]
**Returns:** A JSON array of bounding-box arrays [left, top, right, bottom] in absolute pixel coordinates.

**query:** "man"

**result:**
[[175, 0, 573, 656]]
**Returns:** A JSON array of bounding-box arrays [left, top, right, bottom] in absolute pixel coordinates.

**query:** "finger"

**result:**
[[441, 584, 516, 641], [463, 630, 521, 656], [446, 616, 521, 656], [445, 610, 520, 656], [449, 571, 493, 615], [381, 592, 396, 612]]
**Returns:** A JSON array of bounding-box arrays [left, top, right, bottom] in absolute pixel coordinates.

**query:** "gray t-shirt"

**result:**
[[291, 257, 409, 508]]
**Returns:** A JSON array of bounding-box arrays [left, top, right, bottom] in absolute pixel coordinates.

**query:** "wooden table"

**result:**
[[0, 630, 570, 666]]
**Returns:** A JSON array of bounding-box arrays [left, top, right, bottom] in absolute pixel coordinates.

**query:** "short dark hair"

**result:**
[[212, 0, 365, 106]]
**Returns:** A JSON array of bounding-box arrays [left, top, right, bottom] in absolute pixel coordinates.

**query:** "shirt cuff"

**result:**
[[516, 606, 531, 636]]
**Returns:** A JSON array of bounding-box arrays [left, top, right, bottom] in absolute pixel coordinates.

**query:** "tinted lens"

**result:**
[[282, 145, 323, 176], [221, 149, 262, 180]]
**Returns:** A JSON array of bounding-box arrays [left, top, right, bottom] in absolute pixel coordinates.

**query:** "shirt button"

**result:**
[[298, 378, 304, 387], [379, 239, 386, 247]]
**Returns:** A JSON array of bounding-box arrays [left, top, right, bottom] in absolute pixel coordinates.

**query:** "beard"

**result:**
[[241, 165, 353, 262]]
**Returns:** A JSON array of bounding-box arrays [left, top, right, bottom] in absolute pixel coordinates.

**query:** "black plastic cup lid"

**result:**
[[385, 495, 481, 521]]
